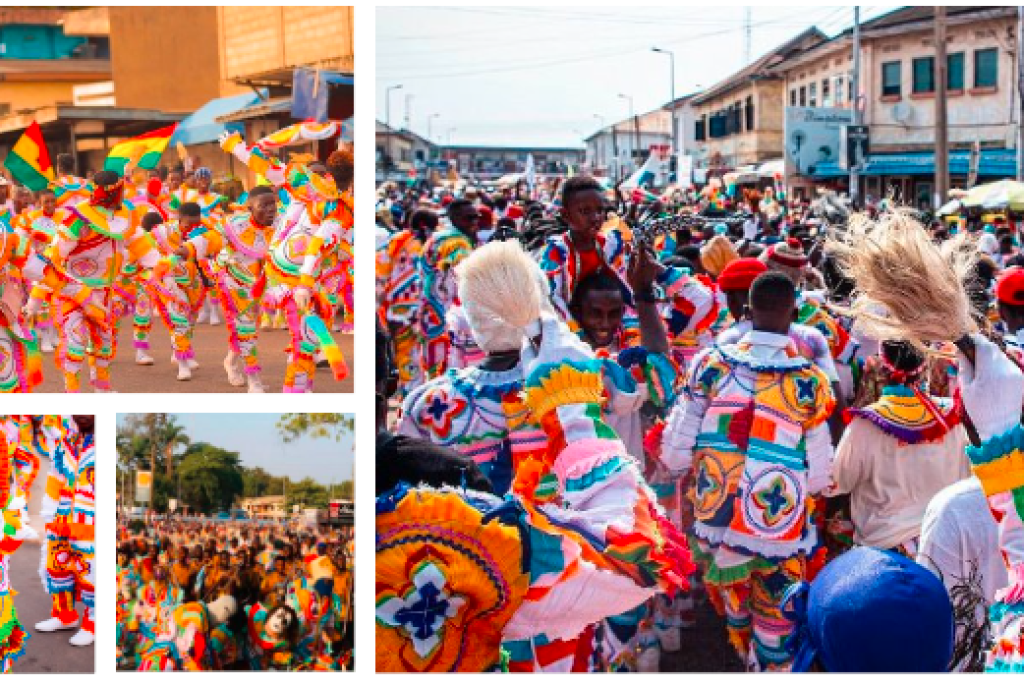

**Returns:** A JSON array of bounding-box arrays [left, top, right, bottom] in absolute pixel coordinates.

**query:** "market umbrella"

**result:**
[[979, 179, 1024, 211]]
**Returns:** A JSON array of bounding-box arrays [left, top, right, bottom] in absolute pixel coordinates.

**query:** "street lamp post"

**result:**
[[652, 47, 677, 181], [618, 93, 635, 175], [385, 84, 403, 177], [428, 113, 440, 141]]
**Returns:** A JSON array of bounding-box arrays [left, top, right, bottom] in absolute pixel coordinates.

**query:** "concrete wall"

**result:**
[[108, 7, 232, 112], [863, 16, 1017, 151], [784, 45, 854, 109], [0, 81, 78, 113], [693, 80, 786, 168], [218, 6, 355, 80]]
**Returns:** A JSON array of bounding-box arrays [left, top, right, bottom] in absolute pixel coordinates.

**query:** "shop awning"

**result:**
[[170, 90, 268, 146], [810, 149, 1018, 179]]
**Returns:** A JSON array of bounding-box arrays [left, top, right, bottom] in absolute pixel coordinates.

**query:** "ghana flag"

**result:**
[[104, 124, 178, 174], [3, 121, 54, 191]]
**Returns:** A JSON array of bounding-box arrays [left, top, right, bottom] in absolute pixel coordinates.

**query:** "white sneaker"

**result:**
[[187, 358, 199, 370], [637, 644, 661, 672], [655, 624, 681, 653], [69, 629, 94, 647], [41, 338, 54, 353], [176, 362, 192, 381], [136, 350, 154, 366], [209, 304, 222, 326], [197, 310, 210, 325], [36, 617, 80, 632], [223, 353, 245, 387], [247, 377, 266, 393]]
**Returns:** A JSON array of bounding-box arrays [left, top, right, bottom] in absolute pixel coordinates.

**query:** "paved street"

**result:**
[[33, 321, 354, 393], [9, 457, 94, 673]]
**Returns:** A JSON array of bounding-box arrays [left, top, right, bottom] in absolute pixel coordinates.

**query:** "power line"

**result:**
[[379, 8, 850, 81]]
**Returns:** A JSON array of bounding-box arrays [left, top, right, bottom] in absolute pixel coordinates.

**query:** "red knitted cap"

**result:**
[[997, 266, 1024, 305], [717, 258, 768, 292]]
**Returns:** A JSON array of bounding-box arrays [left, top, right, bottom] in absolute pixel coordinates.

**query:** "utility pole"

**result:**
[[653, 47, 677, 181], [385, 84, 403, 178], [935, 6, 949, 210], [1018, 6, 1024, 181], [850, 7, 862, 207]]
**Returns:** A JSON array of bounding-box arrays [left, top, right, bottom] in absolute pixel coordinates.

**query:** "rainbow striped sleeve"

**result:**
[[965, 423, 1024, 672], [508, 354, 693, 640], [221, 132, 287, 187]]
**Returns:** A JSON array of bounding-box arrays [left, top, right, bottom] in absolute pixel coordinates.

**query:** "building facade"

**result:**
[[0, 8, 111, 117], [441, 144, 585, 182], [585, 109, 671, 180], [690, 28, 827, 175], [859, 6, 1017, 205], [767, 6, 1019, 205], [240, 495, 287, 520]]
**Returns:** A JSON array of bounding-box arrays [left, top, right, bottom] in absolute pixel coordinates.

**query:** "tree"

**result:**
[[241, 466, 274, 498], [286, 477, 330, 510], [337, 480, 354, 499], [276, 413, 353, 443], [177, 442, 244, 514], [160, 421, 190, 478]]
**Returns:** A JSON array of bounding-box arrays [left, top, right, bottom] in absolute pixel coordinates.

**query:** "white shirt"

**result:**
[[716, 321, 839, 382], [831, 417, 971, 549]]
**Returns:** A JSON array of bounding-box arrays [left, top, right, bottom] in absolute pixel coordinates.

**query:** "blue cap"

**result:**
[[782, 547, 954, 672]]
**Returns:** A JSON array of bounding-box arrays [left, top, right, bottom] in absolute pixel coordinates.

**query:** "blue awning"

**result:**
[[811, 149, 1018, 179], [170, 90, 268, 146]]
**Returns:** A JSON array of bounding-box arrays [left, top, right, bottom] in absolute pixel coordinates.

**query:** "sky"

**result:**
[[116, 413, 354, 484], [376, 6, 894, 147]]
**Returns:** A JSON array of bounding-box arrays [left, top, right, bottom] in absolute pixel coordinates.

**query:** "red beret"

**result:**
[[997, 266, 1024, 305], [505, 205, 524, 220], [477, 205, 494, 227], [717, 258, 768, 292]]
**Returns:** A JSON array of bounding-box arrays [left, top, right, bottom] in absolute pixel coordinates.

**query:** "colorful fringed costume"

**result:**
[[0, 424, 31, 672], [376, 229, 424, 393], [537, 228, 628, 324], [38, 418, 95, 637], [657, 267, 719, 372], [0, 225, 43, 392], [29, 199, 163, 392], [662, 331, 835, 670], [416, 228, 473, 378], [378, 325, 694, 672], [962, 421, 1024, 672], [220, 130, 352, 391], [182, 212, 274, 380]]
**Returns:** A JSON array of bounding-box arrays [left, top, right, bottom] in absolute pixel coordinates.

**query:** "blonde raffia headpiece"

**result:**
[[826, 208, 979, 353]]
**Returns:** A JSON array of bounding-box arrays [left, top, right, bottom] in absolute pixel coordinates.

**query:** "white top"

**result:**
[[831, 417, 971, 549], [716, 321, 839, 382], [918, 477, 1008, 607]]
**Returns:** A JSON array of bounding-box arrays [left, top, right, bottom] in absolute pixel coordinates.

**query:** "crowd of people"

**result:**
[[0, 121, 353, 393], [0, 415, 95, 672], [374, 173, 1024, 673], [116, 518, 354, 671]]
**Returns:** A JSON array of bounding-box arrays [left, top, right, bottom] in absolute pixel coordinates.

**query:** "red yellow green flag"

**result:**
[[3, 121, 54, 191], [104, 124, 178, 174]]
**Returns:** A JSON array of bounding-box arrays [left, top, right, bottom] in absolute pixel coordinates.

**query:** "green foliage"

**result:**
[[117, 414, 351, 514], [276, 413, 353, 443], [177, 442, 244, 515]]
